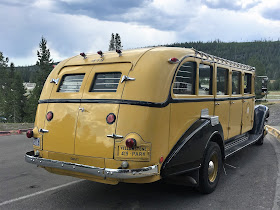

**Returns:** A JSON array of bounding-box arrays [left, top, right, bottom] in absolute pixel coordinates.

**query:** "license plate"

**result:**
[[33, 138, 40, 147], [118, 146, 150, 160]]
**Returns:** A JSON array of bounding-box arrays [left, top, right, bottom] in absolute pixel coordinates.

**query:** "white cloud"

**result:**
[[1, 0, 280, 66]]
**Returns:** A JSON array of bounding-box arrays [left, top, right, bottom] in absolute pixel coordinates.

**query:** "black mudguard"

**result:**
[[250, 105, 269, 135], [161, 118, 224, 178]]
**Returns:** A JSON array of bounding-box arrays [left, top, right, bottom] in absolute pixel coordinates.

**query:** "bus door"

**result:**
[[228, 70, 243, 139], [214, 67, 230, 140]]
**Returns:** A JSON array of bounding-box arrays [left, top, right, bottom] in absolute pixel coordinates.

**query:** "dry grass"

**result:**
[[0, 123, 33, 131]]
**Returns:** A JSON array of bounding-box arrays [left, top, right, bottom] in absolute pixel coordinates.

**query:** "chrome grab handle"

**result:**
[[121, 75, 135, 83], [231, 101, 235, 104], [50, 78, 59, 85], [79, 107, 85, 112], [107, 133, 123, 139], [215, 102, 220, 105], [39, 128, 49, 133]]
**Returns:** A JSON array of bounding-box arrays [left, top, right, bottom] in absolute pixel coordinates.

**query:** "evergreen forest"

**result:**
[[0, 38, 280, 123]]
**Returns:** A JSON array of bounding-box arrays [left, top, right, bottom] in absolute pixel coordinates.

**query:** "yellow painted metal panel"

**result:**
[[75, 104, 119, 158], [228, 99, 243, 138], [50, 65, 93, 100], [214, 99, 230, 140], [169, 101, 214, 150], [116, 105, 170, 164], [82, 63, 132, 99], [43, 103, 80, 154], [242, 97, 254, 133]]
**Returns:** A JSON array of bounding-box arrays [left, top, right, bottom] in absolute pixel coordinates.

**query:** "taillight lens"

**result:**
[[26, 130, 33, 138], [126, 138, 137, 148], [46, 111, 53, 121], [106, 113, 116, 124]]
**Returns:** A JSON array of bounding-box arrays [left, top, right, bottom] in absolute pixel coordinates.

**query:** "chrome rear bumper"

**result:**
[[25, 151, 159, 179]]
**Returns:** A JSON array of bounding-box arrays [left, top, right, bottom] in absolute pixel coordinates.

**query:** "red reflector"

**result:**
[[26, 130, 33, 138], [168, 57, 179, 64], [159, 156, 164, 163], [126, 138, 136, 148], [97, 50, 103, 57], [80, 52, 86, 59], [106, 113, 116, 124], [46, 111, 53, 121]]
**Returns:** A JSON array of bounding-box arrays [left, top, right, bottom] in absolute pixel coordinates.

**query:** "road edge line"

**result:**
[[0, 180, 83, 207], [266, 125, 280, 141]]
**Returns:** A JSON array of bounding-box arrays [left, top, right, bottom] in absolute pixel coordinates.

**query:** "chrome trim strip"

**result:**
[[25, 151, 158, 179]]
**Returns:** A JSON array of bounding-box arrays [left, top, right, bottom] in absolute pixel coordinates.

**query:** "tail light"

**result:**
[[26, 130, 33, 138], [46, 111, 53, 121], [126, 138, 137, 148], [106, 113, 116, 124]]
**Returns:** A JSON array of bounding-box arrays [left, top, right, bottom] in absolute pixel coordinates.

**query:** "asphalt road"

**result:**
[[0, 134, 278, 210]]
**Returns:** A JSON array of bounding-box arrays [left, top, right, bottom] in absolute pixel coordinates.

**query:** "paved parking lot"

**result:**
[[0, 134, 278, 209]]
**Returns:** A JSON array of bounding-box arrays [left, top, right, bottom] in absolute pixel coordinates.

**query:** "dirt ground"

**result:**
[[266, 102, 280, 126]]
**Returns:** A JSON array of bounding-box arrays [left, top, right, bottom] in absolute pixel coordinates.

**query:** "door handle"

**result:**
[[215, 103, 220, 105], [243, 100, 247, 103], [231, 101, 235, 104], [79, 107, 85, 112]]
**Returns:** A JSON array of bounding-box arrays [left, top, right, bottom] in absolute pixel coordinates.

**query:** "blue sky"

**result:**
[[0, 0, 280, 66]]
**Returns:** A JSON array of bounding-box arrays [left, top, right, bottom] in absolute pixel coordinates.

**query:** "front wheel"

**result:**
[[255, 129, 265, 145], [198, 142, 222, 194]]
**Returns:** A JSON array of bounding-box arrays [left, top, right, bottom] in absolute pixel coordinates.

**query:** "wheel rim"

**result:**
[[208, 152, 218, 183]]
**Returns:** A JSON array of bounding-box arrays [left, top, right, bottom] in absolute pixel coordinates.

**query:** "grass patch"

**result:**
[[0, 123, 33, 131]]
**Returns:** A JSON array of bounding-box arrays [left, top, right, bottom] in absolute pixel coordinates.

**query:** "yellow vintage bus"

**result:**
[[25, 47, 269, 193]]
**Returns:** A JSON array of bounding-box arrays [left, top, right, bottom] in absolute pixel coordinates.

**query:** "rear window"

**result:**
[[90, 72, 122, 92], [58, 74, 85, 92]]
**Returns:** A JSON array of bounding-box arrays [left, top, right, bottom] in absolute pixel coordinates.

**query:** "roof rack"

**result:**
[[192, 48, 255, 71]]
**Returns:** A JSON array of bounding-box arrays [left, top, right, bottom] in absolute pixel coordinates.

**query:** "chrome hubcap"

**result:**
[[208, 161, 214, 175]]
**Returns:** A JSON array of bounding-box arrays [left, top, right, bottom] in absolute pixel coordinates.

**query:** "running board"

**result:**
[[225, 133, 262, 158]]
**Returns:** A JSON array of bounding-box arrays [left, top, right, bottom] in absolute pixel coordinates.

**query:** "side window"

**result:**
[[173, 61, 196, 95], [90, 72, 122, 92], [232, 71, 241, 95], [244, 73, 252, 94], [217, 67, 228, 95], [57, 74, 85, 92], [199, 64, 212, 95]]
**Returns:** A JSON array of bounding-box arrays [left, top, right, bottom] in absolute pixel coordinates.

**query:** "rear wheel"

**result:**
[[198, 142, 222, 194]]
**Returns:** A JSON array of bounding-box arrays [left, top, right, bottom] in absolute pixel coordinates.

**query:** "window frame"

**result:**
[[89, 72, 122, 93], [243, 72, 252, 95], [198, 63, 213, 96], [231, 70, 242, 95], [57, 73, 85, 93], [172, 61, 197, 96], [216, 67, 229, 96]]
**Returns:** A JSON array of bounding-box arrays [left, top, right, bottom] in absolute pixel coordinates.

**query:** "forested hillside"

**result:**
[[167, 40, 280, 80]]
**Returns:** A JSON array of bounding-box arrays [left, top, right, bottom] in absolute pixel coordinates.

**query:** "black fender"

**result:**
[[250, 105, 269, 135], [161, 118, 224, 178]]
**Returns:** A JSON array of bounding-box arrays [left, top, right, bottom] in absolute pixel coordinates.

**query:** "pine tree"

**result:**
[[0, 52, 9, 117], [108, 33, 115, 51], [25, 36, 53, 122], [115, 33, 122, 50], [4, 63, 26, 122]]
